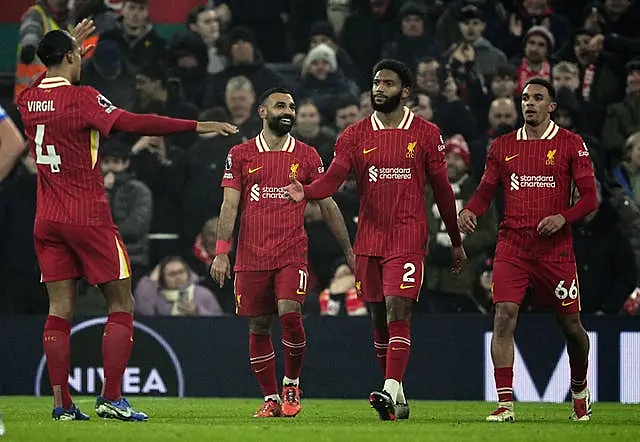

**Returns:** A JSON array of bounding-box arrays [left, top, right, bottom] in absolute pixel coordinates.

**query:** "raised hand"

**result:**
[[72, 18, 96, 44]]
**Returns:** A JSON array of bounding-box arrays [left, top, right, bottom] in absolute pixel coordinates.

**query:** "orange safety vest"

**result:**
[[14, 5, 74, 102]]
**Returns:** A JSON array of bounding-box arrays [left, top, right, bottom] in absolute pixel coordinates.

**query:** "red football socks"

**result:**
[[43, 315, 73, 409], [279, 312, 306, 381], [101, 312, 133, 401], [495, 367, 514, 403], [386, 320, 411, 382], [373, 327, 389, 376], [249, 333, 278, 397], [570, 361, 588, 393]]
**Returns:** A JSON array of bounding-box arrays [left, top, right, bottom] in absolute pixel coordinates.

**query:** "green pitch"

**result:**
[[2, 397, 639, 441]]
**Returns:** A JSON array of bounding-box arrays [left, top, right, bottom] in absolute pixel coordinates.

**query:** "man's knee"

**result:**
[[249, 315, 273, 334], [386, 296, 413, 322], [493, 302, 519, 335]]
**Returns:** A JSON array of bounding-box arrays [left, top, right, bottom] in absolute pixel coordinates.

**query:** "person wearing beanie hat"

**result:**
[[297, 43, 359, 122], [296, 20, 358, 80], [445, 134, 471, 177], [515, 25, 553, 93]]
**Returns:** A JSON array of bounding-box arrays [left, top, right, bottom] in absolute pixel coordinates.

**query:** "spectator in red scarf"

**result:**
[[513, 25, 554, 93]]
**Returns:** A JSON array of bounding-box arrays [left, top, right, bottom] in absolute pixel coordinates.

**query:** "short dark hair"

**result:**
[[37, 30, 75, 67], [258, 87, 294, 105], [523, 77, 556, 101], [335, 95, 360, 112], [372, 59, 414, 88], [186, 5, 210, 26]]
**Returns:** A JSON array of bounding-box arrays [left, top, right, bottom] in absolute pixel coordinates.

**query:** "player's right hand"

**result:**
[[210, 254, 231, 288], [284, 178, 305, 203], [71, 19, 96, 44], [196, 121, 238, 136], [458, 209, 477, 234]]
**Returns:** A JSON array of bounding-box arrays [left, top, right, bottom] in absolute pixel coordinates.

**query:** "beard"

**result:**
[[494, 123, 516, 136], [267, 114, 294, 136], [371, 89, 402, 113]]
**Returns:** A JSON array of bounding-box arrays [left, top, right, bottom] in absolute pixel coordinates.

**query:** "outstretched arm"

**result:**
[[112, 111, 237, 136], [464, 145, 501, 218], [302, 162, 351, 200]]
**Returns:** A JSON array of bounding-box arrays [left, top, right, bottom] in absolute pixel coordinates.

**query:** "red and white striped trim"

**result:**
[[250, 351, 275, 364], [281, 339, 306, 349], [37, 76, 72, 89], [516, 120, 559, 141], [388, 336, 411, 346], [374, 342, 389, 349], [256, 132, 296, 152], [370, 106, 415, 131]]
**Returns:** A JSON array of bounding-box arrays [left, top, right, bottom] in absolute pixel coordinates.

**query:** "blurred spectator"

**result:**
[[135, 256, 223, 316], [572, 180, 637, 314], [572, 28, 624, 125], [288, 0, 330, 58], [166, 31, 210, 108], [451, 4, 507, 80], [318, 264, 367, 316], [341, 0, 401, 91], [129, 135, 186, 267], [213, 0, 289, 62], [101, 141, 152, 288], [514, 26, 553, 93], [295, 43, 359, 123], [501, 0, 571, 58], [602, 58, 640, 165], [292, 21, 358, 82], [406, 88, 434, 121], [487, 64, 518, 100], [71, 0, 118, 36], [101, 0, 167, 73], [415, 57, 478, 140], [334, 96, 361, 135], [603, 0, 640, 39], [80, 37, 136, 110], [613, 132, 640, 207], [424, 135, 497, 313], [0, 151, 46, 315], [581, 2, 608, 35], [554, 87, 602, 155], [224, 76, 261, 138], [184, 5, 226, 74], [203, 26, 285, 108], [359, 90, 373, 118], [131, 63, 199, 150], [15, 0, 72, 101], [436, 0, 508, 52], [380, 2, 443, 74], [291, 100, 337, 169], [181, 108, 242, 252]]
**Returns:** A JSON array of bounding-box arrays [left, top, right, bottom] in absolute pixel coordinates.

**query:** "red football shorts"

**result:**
[[355, 254, 424, 303], [233, 264, 308, 317], [491, 256, 581, 314], [34, 219, 132, 286]]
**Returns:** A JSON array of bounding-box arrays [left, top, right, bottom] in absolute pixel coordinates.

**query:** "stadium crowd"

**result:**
[[1, 0, 640, 317]]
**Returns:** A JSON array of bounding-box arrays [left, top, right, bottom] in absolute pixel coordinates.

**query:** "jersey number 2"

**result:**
[[34, 124, 61, 173]]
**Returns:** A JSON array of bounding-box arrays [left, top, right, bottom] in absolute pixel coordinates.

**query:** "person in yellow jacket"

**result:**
[[14, 0, 73, 102]]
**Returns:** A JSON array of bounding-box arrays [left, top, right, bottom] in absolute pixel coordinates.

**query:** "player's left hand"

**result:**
[[537, 214, 566, 236], [284, 178, 305, 203], [451, 246, 467, 274], [196, 121, 238, 136]]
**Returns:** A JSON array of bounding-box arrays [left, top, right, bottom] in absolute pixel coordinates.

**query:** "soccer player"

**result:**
[[17, 26, 237, 422], [458, 78, 599, 422], [284, 59, 466, 421], [210, 87, 354, 418]]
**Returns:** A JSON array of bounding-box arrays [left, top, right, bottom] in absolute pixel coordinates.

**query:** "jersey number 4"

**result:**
[[34, 124, 61, 173]]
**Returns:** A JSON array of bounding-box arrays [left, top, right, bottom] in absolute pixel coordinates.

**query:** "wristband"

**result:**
[[215, 239, 233, 255]]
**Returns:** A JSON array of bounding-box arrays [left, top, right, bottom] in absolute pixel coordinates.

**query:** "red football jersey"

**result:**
[[222, 133, 325, 271], [17, 76, 123, 226], [466, 121, 595, 262], [332, 107, 447, 257]]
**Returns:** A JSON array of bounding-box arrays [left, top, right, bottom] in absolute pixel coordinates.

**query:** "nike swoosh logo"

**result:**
[[562, 300, 576, 307], [248, 167, 263, 174], [363, 147, 378, 155], [296, 290, 306, 295], [400, 284, 415, 289], [255, 366, 267, 373], [505, 154, 519, 162], [390, 347, 407, 351]]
